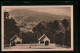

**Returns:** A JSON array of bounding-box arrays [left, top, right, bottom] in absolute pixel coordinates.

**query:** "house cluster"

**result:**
[[10, 34, 50, 46]]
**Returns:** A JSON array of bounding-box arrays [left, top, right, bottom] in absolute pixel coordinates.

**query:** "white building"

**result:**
[[38, 34, 50, 46], [10, 35, 22, 46]]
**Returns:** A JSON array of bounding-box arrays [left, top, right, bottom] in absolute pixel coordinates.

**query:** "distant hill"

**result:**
[[9, 9, 70, 32]]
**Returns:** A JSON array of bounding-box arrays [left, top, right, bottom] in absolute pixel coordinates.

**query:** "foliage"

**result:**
[[32, 22, 46, 42], [46, 20, 60, 43], [55, 32, 64, 46], [32, 19, 71, 47], [62, 19, 69, 29], [4, 18, 20, 44], [22, 32, 35, 44], [4, 16, 71, 48], [64, 28, 71, 47], [62, 19, 71, 47]]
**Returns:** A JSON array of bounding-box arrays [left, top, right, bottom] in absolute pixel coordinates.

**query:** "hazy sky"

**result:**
[[2, 6, 72, 16]]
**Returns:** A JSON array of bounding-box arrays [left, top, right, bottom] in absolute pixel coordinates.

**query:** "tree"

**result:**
[[62, 19, 69, 29], [4, 18, 20, 44], [64, 28, 71, 47], [46, 21, 55, 43], [55, 32, 64, 47], [22, 32, 35, 44], [32, 22, 46, 42], [62, 19, 71, 47], [53, 20, 60, 31], [46, 20, 60, 43]]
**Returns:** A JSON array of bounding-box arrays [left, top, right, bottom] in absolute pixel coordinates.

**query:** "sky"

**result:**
[[2, 6, 72, 16]]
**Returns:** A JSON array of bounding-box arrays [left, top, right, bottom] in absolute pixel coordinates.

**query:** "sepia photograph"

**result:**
[[1, 5, 73, 51]]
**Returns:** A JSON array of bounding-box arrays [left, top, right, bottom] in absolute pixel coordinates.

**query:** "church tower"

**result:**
[[4, 10, 9, 19]]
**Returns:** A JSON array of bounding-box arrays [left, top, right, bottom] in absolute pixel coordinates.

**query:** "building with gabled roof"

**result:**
[[10, 34, 22, 46], [38, 34, 50, 46]]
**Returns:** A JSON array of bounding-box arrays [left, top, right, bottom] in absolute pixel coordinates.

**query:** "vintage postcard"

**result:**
[[1, 5, 73, 51]]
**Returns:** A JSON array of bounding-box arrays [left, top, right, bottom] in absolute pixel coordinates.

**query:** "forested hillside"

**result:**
[[4, 9, 71, 48]]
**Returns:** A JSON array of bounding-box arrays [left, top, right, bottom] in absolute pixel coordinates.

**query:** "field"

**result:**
[[5, 43, 69, 49]]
